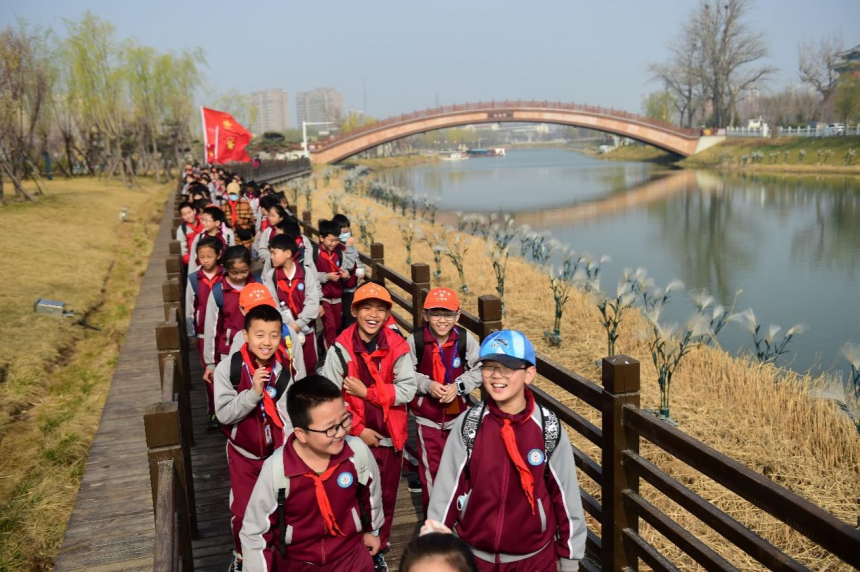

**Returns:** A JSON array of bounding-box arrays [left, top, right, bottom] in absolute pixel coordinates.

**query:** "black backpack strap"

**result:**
[[456, 326, 467, 370], [539, 404, 561, 479], [277, 488, 287, 557], [230, 351, 243, 390], [312, 243, 319, 265], [414, 331, 425, 365], [333, 345, 349, 378], [271, 363, 291, 402], [461, 400, 487, 482]]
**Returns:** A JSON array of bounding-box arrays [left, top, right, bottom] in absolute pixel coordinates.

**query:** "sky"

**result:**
[[3, 0, 858, 127]]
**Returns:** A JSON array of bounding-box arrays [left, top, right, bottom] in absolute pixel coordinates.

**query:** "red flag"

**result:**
[[201, 107, 253, 164]]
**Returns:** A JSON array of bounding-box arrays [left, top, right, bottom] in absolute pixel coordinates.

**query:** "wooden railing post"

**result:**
[[162, 280, 192, 425], [165, 250, 182, 284], [601, 356, 640, 572], [288, 204, 298, 217], [301, 210, 312, 235], [477, 295, 503, 341], [370, 243, 385, 281], [410, 263, 431, 332], [168, 240, 187, 289], [156, 316, 194, 449], [144, 401, 198, 555]]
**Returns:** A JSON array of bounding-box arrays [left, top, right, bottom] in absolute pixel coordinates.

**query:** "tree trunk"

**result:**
[[0, 159, 37, 202]]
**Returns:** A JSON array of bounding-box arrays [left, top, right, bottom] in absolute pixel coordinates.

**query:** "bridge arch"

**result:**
[[309, 101, 709, 163]]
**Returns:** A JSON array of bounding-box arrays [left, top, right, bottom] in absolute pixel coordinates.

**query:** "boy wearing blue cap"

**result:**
[[427, 330, 586, 572]]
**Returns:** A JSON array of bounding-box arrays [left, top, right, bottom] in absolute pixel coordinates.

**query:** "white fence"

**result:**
[[726, 125, 860, 138]]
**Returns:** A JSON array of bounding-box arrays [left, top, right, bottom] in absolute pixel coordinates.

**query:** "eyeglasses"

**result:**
[[427, 311, 457, 321], [304, 412, 353, 438], [481, 363, 526, 379]]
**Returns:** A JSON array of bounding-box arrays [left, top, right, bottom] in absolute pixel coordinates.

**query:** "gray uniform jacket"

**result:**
[[427, 405, 586, 571]]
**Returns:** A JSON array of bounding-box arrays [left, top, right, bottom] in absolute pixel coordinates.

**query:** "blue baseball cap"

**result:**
[[479, 330, 536, 367]]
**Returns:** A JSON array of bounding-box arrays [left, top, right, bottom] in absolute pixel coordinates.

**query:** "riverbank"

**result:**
[[0, 177, 171, 570], [680, 136, 860, 174], [312, 169, 858, 570], [347, 154, 440, 171], [594, 144, 677, 163]]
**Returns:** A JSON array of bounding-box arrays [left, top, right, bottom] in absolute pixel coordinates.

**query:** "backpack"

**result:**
[[211, 275, 261, 309], [188, 271, 199, 296], [414, 326, 468, 371], [461, 400, 560, 481], [270, 436, 373, 557], [228, 350, 292, 394]]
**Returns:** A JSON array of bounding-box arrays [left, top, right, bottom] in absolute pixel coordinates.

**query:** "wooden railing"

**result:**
[[144, 173, 859, 571]]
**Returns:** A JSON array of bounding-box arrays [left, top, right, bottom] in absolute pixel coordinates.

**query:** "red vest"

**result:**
[[335, 324, 410, 450], [273, 264, 307, 320], [410, 326, 468, 425], [225, 359, 287, 458]]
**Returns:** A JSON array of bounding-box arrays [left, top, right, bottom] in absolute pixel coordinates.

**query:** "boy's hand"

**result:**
[[360, 428, 384, 448], [439, 385, 458, 404], [203, 369, 214, 384], [252, 368, 270, 396], [339, 269, 349, 279], [318, 306, 325, 317], [343, 376, 368, 398], [327, 271, 341, 282], [346, 236, 355, 247], [289, 322, 301, 332], [429, 382, 446, 400], [363, 533, 380, 555]]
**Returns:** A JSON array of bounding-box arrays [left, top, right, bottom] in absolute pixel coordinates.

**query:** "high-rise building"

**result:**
[[296, 88, 344, 126], [250, 89, 289, 134]]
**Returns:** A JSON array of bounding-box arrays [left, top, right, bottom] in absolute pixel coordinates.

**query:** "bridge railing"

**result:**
[[312, 100, 701, 150], [207, 157, 312, 183]]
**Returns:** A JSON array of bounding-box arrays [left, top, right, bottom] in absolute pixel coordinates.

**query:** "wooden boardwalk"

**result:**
[[55, 193, 424, 572]]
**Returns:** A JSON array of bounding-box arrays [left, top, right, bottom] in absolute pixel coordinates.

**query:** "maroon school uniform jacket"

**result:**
[[427, 390, 586, 570], [315, 245, 345, 300], [184, 266, 223, 338], [213, 356, 289, 460], [408, 326, 469, 427], [239, 435, 384, 571]]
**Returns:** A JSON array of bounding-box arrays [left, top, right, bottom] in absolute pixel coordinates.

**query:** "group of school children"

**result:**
[[175, 165, 586, 572]]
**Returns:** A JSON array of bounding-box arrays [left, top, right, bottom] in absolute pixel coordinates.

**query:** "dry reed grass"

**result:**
[[0, 177, 171, 570], [311, 170, 859, 570]]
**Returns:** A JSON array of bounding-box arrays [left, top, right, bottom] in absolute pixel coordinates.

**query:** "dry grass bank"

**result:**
[[308, 172, 859, 570], [0, 177, 171, 570]]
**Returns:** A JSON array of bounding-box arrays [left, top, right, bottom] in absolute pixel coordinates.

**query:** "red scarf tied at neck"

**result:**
[[303, 463, 347, 537], [240, 344, 284, 429]]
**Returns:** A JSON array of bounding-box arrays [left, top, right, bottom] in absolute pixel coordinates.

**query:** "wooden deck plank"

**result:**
[[54, 192, 177, 572]]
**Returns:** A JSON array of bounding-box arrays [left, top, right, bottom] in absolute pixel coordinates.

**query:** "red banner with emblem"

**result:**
[[201, 107, 252, 164]]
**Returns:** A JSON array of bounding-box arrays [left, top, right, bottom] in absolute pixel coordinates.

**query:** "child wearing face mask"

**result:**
[[222, 181, 256, 249], [332, 214, 365, 329]]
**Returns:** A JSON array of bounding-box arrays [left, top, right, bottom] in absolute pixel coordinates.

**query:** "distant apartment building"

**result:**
[[296, 88, 344, 125], [250, 89, 289, 134]]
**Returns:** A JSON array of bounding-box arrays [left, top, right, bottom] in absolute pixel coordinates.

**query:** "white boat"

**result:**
[[440, 151, 469, 161]]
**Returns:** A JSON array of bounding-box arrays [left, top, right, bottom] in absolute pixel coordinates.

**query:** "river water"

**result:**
[[375, 148, 860, 385]]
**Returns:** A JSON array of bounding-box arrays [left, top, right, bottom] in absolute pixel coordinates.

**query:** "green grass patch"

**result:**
[[682, 135, 860, 173], [0, 176, 171, 571]]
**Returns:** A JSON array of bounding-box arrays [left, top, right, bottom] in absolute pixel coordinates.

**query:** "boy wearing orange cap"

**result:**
[[321, 282, 416, 572], [215, 302, 293, 572], [406, 287, 482, 514], [229, 283, 306, 381]]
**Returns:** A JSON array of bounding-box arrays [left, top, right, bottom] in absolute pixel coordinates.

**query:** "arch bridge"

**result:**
[[309, 100, 723, 163]]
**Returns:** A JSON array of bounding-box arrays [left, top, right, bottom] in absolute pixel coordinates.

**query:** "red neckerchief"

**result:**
[[427, 327, 461, 414], [185, 217, 203, 235], [318, 247, 339, 272], [490, 391, 537, 514], [261, 219, 270, 231], [226, 199, 239, 227], [352, 328, 392, 422], [303, 462, 347, 537], [199, 267, 223, 290], [275, 264, 302, 318], [240, 343, 284, 429]]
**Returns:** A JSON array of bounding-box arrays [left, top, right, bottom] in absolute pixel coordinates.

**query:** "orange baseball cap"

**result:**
[[423, 287, 460, 311], [239, 283, 276, 311], [352, 282, 392, 308]]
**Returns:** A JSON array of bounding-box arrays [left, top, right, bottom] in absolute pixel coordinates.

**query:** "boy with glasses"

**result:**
[[428, 330, 586, 572], [240, 376, 384, 571], [406, 288, 482, 514]]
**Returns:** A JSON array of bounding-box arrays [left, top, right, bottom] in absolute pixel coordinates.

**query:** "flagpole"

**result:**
[[215, 125, 220, 164], [201, 107, 208, 166]]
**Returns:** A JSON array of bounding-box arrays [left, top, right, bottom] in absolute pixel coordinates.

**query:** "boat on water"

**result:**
[[466, 147, 506, 157], [440, 151, 469, 161]]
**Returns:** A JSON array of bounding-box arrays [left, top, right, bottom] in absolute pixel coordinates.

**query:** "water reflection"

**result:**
[[377, 149, 860, 375]]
